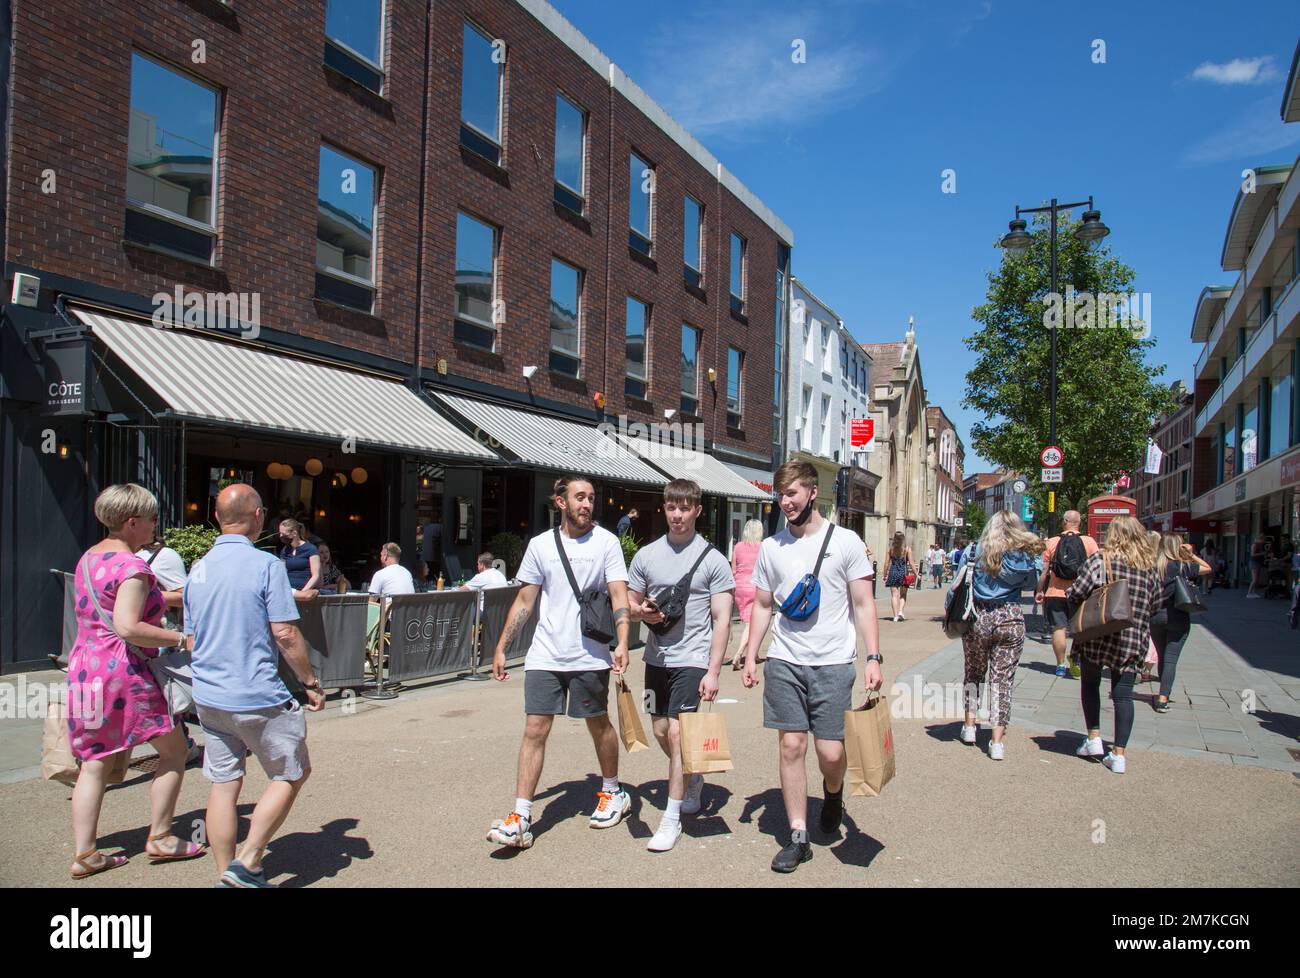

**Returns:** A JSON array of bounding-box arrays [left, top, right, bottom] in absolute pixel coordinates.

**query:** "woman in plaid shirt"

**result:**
[[1063, 516, 1163, 774]]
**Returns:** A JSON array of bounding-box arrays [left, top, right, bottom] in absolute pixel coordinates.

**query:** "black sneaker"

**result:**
[[819, 781, 844, 835], [771, 830, 813, 873]]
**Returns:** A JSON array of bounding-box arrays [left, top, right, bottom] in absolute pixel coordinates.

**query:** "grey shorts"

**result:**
[[1044, 597, 1070, 630], [762, 658, 856, 740], [197, 700, 310, 784], [524, 669, 610, 718], [644, 663, 705, 718]]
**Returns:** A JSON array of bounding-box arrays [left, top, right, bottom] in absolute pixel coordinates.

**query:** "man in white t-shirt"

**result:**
[[743, 459, 882, 874], [460, 552, 509, 591], [368, 543, 415, 599], [486, 474, 632, 850]]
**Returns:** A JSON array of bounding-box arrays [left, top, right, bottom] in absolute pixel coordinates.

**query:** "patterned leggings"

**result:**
[[962, 603, 1025, 727]]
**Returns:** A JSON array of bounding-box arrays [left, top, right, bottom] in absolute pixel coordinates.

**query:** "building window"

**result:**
[[680, 324, 699, 415], [629, 152, 654, 256], [1271, 369, 1293, 454], [315, 144, 377, 312], [822, 323, 834, 375], [841, 341, 849, 379], [684, 195, 704, 287], [1241, 393, 1259, 472], [549, 258, 582, 377], [454, 211, 498, 351], [324, 0, 385, 93], [460, 22, 504, 165], [820, 394, 832, 456], [625, 297, 649, 399], [124, 53, 219, 264], [801, 385, 814, 451], [1181, 470, 1189, 497], [553, 94, 586, 214], [729, 232, 746, 314], [1222, 420, 1236, 482], [727, 346, 744, 428]]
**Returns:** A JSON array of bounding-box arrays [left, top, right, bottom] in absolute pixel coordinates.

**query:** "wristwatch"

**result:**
[[303, 679, 322, 692], [865, 653, 884, 665]]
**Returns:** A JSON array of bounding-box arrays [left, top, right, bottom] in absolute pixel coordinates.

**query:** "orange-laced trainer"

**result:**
[[486, 810, 533, 848], [588, 786, 628, 828]]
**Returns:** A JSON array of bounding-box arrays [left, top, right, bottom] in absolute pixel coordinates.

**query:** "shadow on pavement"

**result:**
[[96, 803, 239, 859], [830, 813, 885, 869], [1251, 709, 1300, 741], [923, 721, 965, 744], [1019, 661, 1065, 677], [1029, 729, 1092, 759], [269, 817, 373, 887]]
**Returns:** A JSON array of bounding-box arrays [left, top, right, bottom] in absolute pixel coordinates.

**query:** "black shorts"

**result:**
[[644, 663, 706, 718], [523, 669, 610, 718], [1044, 597, 1070, 630]]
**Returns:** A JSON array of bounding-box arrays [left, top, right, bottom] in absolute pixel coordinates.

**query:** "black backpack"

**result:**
[[1051, 533, 1088, 581]]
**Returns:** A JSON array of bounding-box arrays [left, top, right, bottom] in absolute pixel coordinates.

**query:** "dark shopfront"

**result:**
[[0, 303, 497, 672]]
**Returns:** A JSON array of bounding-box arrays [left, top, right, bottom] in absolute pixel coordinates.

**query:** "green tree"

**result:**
[[962, 502, 988, 540], [963, 212, 1174, 521]]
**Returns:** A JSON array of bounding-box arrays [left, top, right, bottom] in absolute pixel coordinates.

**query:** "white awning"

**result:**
[[75, 308, 497, 460], [616, 435, 771, 501], [431, 390, 666, 485]]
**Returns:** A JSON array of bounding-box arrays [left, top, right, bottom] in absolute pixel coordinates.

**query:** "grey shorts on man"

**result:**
[[762, 658, 857, 740], [199, 700, 311, 783]]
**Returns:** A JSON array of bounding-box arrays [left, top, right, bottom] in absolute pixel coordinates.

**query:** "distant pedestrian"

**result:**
[[956, 511, 1044, 760], [185, 484, 324, 887], [1065, 516, 1163, 775], [1247, 537, 1269, 598], [928, 543, 945, 589], [278, 519, 320, 594], [883, 532, 917, 621], [1034, 510, 1098, 678], [65, 484, 204, 879], [729, 519, 763, 670], [1150, 533, 1212, 714], [616, 508, 638, 538]]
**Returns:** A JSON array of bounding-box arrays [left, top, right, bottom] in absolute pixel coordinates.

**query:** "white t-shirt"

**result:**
[[516, 524, 628, 672], [928, 547, 944, 567], [136, 545, 187, 591], [369, 563, 416, 598], [751, 520, 874, 666], [466, 567, 509, 589]]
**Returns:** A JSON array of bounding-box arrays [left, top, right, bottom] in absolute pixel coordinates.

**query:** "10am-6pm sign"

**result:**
[[851, 418, 874, 447]]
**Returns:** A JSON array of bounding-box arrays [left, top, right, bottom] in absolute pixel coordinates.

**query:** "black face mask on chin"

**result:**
[[789, 495, 816, 526]]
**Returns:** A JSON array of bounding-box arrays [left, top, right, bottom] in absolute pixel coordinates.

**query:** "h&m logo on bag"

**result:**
[[701, 738, 720, 752], [883, 730, 894, 755], [49, 909, 151, 958]]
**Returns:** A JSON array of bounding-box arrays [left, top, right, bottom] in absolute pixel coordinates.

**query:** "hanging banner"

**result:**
[[1144, 440, 1163, 475], [40, 338, 93, 416]]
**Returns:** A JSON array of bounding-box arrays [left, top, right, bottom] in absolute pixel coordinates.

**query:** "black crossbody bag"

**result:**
[[554, 527, 616, 643], [646, 540, 714, 636]]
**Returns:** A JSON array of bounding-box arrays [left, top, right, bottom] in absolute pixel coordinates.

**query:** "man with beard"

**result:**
[[486, 475, 632, 849]]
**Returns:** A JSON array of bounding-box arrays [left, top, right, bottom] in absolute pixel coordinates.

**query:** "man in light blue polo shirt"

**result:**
[[184, 484, 324, 888]]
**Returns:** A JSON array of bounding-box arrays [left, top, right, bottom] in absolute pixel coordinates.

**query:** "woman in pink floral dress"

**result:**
[[66, 484, 205, 879], [729, 520, 765, 670]]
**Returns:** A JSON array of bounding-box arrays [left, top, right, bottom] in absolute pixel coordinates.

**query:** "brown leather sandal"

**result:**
[[71, 849, 129, 880], [145, 831, 207, 863]]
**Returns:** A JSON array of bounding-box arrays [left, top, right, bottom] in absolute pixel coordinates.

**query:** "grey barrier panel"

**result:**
[[296, 593, 371, 690], [386, 591, 478, 682], [55, 571, 76, 660], [478, 584, 538, 666]]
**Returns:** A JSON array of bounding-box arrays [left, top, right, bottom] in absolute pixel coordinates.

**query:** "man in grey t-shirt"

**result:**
[[628, 479, 734, 852]]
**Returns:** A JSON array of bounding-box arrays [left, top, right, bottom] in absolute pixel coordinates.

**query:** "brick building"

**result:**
[[925, 405, 964, 547], [1128, 382, 1196, 532], [0, 0, 791, 670]]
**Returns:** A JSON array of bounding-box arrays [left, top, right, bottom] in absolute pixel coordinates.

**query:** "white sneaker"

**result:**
[[988, 741, 1005, 760], [646, 818, 682, 852], [681, 774, 705, 815], [959, 724, 978, 745], [1102, 752, 1126, 774], [486, 811, 533, 848], [589, 787, 631, 828], [1076, 736, 1104, 758]]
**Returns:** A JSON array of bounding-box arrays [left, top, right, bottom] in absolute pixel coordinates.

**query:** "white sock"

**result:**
[[664, 798, 683, 822], [514, 798, 533, 820], [601, 777, 619, 794]]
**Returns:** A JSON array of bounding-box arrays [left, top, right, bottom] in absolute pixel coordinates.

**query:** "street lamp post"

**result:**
[[1000, 198, 1110, 538]]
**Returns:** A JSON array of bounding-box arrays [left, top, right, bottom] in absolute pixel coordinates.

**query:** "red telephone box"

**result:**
[[1085, 494, 1137, 542]]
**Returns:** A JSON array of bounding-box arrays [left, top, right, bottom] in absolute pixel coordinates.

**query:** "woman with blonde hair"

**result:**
[[883, 531, 918, 622], [278, 518, 320, 593], [64, 483, 206, 878], [1150, 533, 1212, 713], [956, 510, 1044, 759], [1064, 516, 1164, 773], [729, 519, 764, 670]]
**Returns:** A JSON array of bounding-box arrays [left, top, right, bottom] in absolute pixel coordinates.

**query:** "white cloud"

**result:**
[[1182, 96, 1300, 165], [1189, 56, 1281, 86]]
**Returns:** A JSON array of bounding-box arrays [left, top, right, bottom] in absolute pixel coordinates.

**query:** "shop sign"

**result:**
[[40, 339, 92, 416], [1281, 452, 1300, 489], [1234, 480, 1247, 502]]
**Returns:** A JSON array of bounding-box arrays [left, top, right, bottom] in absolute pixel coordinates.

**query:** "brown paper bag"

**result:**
[[41, 692, 79, 786], [844, 691, 895, 797], [103, 747, 134, 785], [679, 707, 733, 774], [615, 677, 650, 753]]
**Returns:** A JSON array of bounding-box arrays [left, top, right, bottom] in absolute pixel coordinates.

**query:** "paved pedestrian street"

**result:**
[[2, 588, 1295, 888]]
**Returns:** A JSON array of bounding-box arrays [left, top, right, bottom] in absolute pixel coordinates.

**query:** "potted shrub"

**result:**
[[617, 532, 643, 650]]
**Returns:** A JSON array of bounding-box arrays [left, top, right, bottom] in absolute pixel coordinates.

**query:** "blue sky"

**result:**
[[551, 0, 1300, 471]]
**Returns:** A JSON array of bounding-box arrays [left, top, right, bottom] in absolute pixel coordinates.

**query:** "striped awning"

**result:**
[[75, 308, 497, 460], [616, 435, 771, 501], [431, 390, 665, 486]]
